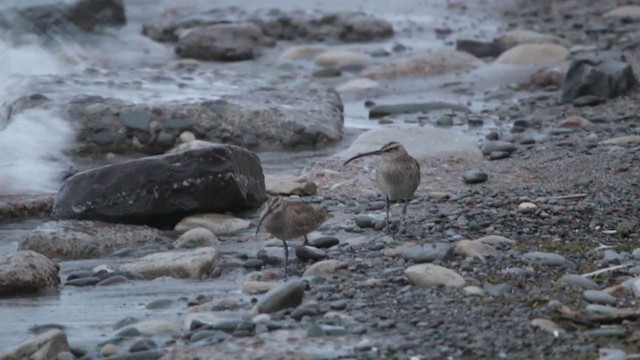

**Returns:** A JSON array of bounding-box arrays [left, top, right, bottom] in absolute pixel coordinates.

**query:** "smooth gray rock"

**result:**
[[255, 280, 305, 314], [481, 140, 517, 155], [561, 51, 638, 103], [559, 274, 599, 289], [462, 170, 488, 184], [20, 220, 171, 260], [583, 290, 617, 305], [586, 304, 618, 314], [522, 251, 568, 266], [369, 102, 471, 119], [0, 251, 60, 295], [401, 243, 452, 263], [175, 23, 273, 61], [53, 146, 266, 226]]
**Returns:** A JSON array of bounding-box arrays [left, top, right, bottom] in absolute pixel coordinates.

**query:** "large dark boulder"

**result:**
[[0, 0, 125, 42], [53, 145, 266, 226], [561, 51, 638, 103]]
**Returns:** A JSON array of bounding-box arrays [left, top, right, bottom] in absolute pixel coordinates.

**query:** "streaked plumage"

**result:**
[[256, 197, 330, 277], [344, 141, 420, 233]]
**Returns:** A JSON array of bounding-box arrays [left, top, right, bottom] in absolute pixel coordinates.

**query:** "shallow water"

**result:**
[[0, 0, 529, 351]]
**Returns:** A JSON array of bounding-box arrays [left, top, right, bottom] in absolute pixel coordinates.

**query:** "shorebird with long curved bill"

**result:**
[[256, 197, 330, 277], [344, 141, 420, 234]]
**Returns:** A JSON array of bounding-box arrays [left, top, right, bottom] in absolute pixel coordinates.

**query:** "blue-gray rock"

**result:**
[[584, 327, 627, 338], [632, 248, 640, 260], [586, 304, 618, 314], [561, 51, 638, 103], [256, 280, 305, 314], [129, 338, 157, 353], [489, 151, 510, 160], [65, 277, 100, 287], [119, 111, 151, 132], [603, 250, 628, 264], [559, 274, 599, 290], [598, 348, 628, 360], [307, 324, 325, 337], [53, 145, 266, 226], [436, 114, 454, 127], [355, 214, 376, 228], [401, 243, 452, 263], [583, 290, 617, 305], [322, 325, 348, 336], [463, 170, 488, 184], [481, 141, 517, 155], [522, 251, 568, 266], [484, 283, 513, 297]]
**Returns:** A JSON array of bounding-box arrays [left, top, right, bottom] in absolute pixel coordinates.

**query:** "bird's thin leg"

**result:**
[[303, 235, 308, 246], [283, 239, 289, 279], [385, 196, 390, 235], [399, 199, 408, 233]]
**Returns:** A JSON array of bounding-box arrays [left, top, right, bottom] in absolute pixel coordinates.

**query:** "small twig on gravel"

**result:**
[[556, 306, 640, 326], [587, 242, 616, 254], [535, 193, 588, 201], [581, 263, 634, 277]]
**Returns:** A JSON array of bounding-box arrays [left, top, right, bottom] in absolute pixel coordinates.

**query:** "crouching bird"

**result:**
[[256, 197, 330, 277]]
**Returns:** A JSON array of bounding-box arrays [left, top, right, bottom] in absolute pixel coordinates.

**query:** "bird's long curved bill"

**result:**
[[343, 150, 382, 165], [255, 208, 271, 234]]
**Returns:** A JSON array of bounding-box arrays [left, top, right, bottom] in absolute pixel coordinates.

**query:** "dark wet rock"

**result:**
[[53, 146, 266, 226], [190, 330, 217, 343], [489, 151, 510, 160], [522, 251, 568, 266], [0, 194, 54, 220], [308, 236, 339, 248], [19, 220, 171, 260], [295, 246, 327, 261], [143, 8, 393, 43], [401, 243, 452, 263], [0, 329, 70, 360], [481, 140, 517, 155], [559, 274, 599, 289], [456, 39, 506, 58], [436, 114, 454, 127], [0, 251, 60, 295], [583, 290, 617, 305], [572, 95, 606, 107], [175, 23, 273, 61], [120, 247, 219, 280], [291, 306, 321, 321], [242, 259, 264, 269], [462, 170, 488, 184], [369, 102, 471, 119], [65, 277, 100, 287], [255, 280, 305, 314], [312, 68, 342, 78], [129, 339, 157, 353], [10, 70, 344, 152], [561, 51, 638, 104], [0, 0, 126, 42]]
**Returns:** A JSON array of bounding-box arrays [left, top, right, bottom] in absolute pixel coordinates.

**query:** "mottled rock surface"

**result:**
[[0, 251, 60, 295]]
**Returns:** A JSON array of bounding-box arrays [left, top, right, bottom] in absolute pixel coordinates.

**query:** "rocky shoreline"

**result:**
[[1, 0, 640, 359]]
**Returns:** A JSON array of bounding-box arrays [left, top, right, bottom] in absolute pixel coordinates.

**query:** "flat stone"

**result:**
[[362, 50, 477, 79], [496, 30, 565, 48], [0, 251, 60, 295], [117, 320, 181, 337], [401, 243, 452, 263], [522, 251, 568, 266], [584, 327, 626, 338], [495, 44, 568, 65], [0, 194, 54, 220], [120, 247, 219, 280], [599, 135, 640, 146], [265, 175, 317, 196], [531, 318, 565, 336], [175, 23, 270, 62], [604, 6, 640, 19], [335, 78, 379, 92], [454, 240, 500, 261], [276, 45, 328, 64], [173, 227, 219, 249], [174, 213, 250, 235], [0, 329, 70, 360], [295, 246, 326, 261], [481, 140, 517, 155], [242, 281, 279, 294], [474, 235, 516, 245], [337, 125, 482, 161], [119, 111, 151, 132], [314, 50, 371, 68], [65, 277, 100, 287], [559, 274, 599, 290], [583, 290, 617, 305], [303, 260, 345, 277], [369, 102, 471, 119], [586, 304, 618, 314], [254, 280, 305, 314], [19, 220, 170, 260], [462, 170, 488, 184], [308, 236, 339, 248], [404, 263, 466, 288]]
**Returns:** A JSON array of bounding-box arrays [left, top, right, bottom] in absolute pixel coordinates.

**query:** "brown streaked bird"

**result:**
[[256, 197, 330, 277], [344, 141, 420, 234]]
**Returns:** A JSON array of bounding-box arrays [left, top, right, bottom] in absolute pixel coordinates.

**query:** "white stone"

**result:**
[[497, 30, 565, 48], [335, 78, 379, 93], [518, 202, 538, 213], [120, 247, 219, 280], [495, 44, 569, 65], [265, 175, 317, 196], [599, 135, 640, 146], [276, 45, 327, 64], [404, 263, 466, 288], [463, 285, 484, 296], [175, 213, 250, 234], [455, 240, 499, 262], [314, 50, 371, 68], [604, 6, 640, 19], [117, 320, 181, 336], [337, 125, 482, 161], [303, 259, 345, 277], [475, 235, 516, 244], [243, 281, 279, 294], [173, 227, 219, 249], [0, 329, 70, 360]]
